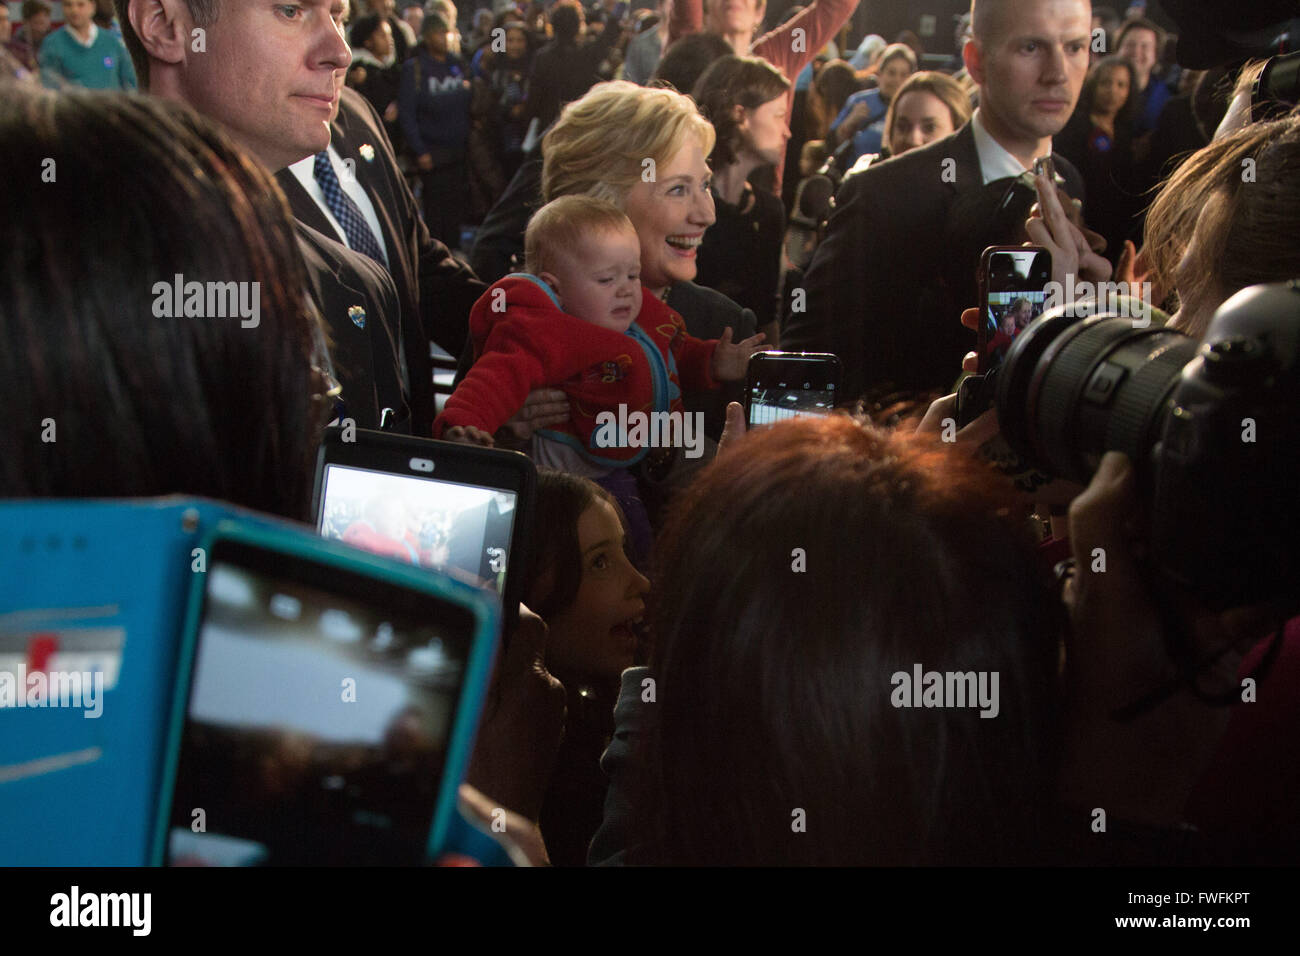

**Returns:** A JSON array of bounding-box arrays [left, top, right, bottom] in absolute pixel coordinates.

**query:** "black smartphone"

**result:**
[[976, 246, 1053, 374], [311, 427, 535, 636], [156, 524, 496, 866], [744, 351, 842, 426]]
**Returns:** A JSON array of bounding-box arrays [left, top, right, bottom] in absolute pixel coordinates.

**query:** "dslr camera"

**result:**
[[995, 281, 1300, 612]]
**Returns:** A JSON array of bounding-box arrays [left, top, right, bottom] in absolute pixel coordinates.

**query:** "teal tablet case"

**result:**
[[0, 498, 506, 866], [0, 498, 251, 865], [149, 517, 500, 866]]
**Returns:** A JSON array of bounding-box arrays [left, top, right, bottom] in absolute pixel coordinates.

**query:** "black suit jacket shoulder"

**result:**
[[296, 220, 408, 431], [278, 87, 485, 433], [784, 122, 1084, 400]]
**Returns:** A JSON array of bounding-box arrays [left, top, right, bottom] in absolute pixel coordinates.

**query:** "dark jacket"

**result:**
[[523, 26, 619, 133], [469, 156, 543, 284], [278, 88, 486, 434], [295, 220, 408, 432], [783, 122, 1084, 401], [399, 49, 473, 162]]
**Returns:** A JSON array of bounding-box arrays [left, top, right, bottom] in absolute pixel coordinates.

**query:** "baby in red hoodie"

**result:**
[[435, 196, 764, 474]]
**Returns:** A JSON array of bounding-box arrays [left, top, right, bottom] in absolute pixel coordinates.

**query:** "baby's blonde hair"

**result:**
[[525, 195, 637, 277]]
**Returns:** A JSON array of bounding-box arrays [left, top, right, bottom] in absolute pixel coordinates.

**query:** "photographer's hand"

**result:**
[[1058, 452, 1260, 827], [1025, 169, 1112, 288], [717, 400, 747, 457]]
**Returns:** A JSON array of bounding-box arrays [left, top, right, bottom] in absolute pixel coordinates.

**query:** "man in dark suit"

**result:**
[[278, 85, 486, 435], [116, 0, 412, 431], [296, 220, 408, 429], [784, 0, 1103, 402]]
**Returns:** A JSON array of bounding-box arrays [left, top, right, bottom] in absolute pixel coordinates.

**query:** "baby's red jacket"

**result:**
[[433, 274, 717, 466]]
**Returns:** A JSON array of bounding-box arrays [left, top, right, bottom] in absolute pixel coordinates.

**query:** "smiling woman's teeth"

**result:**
[[666, 235, 702, 249]]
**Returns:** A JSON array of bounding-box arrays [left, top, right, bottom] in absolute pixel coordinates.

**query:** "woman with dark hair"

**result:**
[[647, 29, 731, 95], [0, 86, 327, 519], [807, 58, 857, 142], [693, 54, 790, 344], [523, 470, 649, 865], [1055, 55, 1142, 264], [347, 14, 402, 134], [586, 415, 1063, 865]]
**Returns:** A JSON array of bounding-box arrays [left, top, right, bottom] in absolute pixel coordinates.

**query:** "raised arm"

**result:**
[[751, 0, 860, 81]]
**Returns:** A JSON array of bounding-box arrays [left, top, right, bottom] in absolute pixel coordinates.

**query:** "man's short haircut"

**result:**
[[524, 195, 635, 276], [350, 13, 385, 49], [1117, 16, 1165, 53], [550, 0, 583, 44], [422, 10, 449, 35], [114, 0, 221, 89], [970, 0, 1010, 44], [21, 0, 51, 19]]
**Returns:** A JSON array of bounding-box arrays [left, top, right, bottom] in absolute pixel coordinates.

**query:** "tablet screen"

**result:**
[[163, 539, 475, 866], [317, 464, 517, 599]]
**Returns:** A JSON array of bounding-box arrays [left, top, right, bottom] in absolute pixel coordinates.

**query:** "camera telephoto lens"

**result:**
[[997, 284, 1300, 610], [996, 307, 1198, 486]]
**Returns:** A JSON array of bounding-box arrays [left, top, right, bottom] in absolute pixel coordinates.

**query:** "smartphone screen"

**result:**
[[746, 352, 841, 426], [318, 464, 517, 597], [978, 248, 1052, 374], [162, 538, 476, 866]]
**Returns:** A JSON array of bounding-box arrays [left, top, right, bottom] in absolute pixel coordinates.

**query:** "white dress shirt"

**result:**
[[970, 108, 1041, 184]]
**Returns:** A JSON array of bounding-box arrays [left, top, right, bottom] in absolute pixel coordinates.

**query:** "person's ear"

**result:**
[[963, 37, 984, 86], [538, 271, 563, 298], [129, 0, 191, 69], [732, 102, 747, 128]]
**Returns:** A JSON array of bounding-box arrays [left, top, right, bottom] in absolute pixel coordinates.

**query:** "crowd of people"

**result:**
[[3, 0, 1300, 867]]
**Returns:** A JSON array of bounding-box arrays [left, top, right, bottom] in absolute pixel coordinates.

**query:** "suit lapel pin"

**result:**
[[359, 144, 375, 162], [348, 305, 366, 329]]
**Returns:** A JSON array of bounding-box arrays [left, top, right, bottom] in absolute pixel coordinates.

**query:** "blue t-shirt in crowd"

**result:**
[[1135, 76, 1173, 135], [398, 49, 473, 161], [38, 24, 137, 91], [830, 88, 887, 166]]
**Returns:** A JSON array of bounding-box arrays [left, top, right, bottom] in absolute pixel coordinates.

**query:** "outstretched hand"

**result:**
[[442, 424, 496, 447], [711, 328, 767, 381], [498, 388, 570, 445]]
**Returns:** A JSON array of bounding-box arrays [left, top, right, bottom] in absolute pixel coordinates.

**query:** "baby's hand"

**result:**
[[443, 425, 496, 448], [710, 328, 767, 382]]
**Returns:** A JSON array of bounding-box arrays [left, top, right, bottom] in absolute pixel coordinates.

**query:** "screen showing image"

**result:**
[[981, 250, 1050, 372], [748, 386, 836, 425], [981, 290, 1048, 370], [318, 465, 516, 598], [165, 553, 475, 866]]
